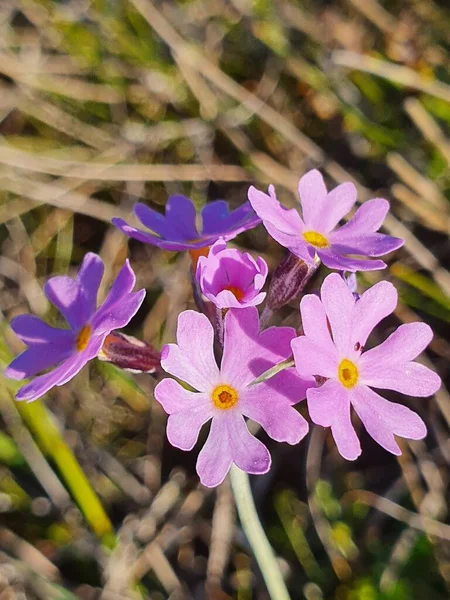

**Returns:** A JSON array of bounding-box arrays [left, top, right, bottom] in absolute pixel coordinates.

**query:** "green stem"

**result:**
[[229, 465, 291, 600]]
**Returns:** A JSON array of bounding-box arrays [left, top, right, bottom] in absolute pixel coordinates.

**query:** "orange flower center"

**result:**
[[212, 384, 239, 410], [76, 324, 91, 352], [224, 285, 245, 301], [338, 359, 359, 389], [303, 231, 329, 248], [189, 246, 210, 269]]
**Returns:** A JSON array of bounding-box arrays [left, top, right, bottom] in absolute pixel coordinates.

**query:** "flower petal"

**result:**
[[8, 314, 74, 346], [240, 376, 310, 444], [360, 322, 433, 368], [299, 294, 335, 354], [201, 200, 261, 237], [360, 361, 441, 397], [165, 195, 199, 240], [134, 203, 178, 239], [91, 260, 145, 334], [307, 380, 361, 460], [331, 198, 390, 239], [320, 182, 357, 232], [291, 336, 338, 378], [351, 385, 426, 455], [196, 414, 233, 487], [248, 185, 304, 235], [15, 351, 88, 402], [320, 273, 355, 356], [264, 222, 315, 263], [350, 281, 397, 349], [221, 307, 296, 388], [227, 413, 271, 475], [298, 170, 328, 229], [5, 343, 74, 380], [160, 311, 220, 392], [318, 248, 386, 272], [330, 233, 403, 257], [44, 254, 104, 330]]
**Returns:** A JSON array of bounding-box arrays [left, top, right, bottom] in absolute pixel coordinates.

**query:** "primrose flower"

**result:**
[[155, 307, 314, 487], [291, 273, 441, 460], [196, 239, 268, 309], [112, 195, 261, 251], [248, 169, 403, 272], [5, 253, 145, 402]]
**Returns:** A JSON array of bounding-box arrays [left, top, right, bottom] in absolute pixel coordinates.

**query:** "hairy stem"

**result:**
[[229, 465, 291, 600]]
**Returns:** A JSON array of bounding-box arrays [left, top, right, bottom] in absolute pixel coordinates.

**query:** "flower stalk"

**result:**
[[229, 465, 291, 600]]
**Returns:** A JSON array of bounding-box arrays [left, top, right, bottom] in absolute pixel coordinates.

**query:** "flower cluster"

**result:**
[[5, 170, 441, 488]]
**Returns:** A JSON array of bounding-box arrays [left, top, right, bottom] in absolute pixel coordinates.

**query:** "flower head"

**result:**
[[196, 239, 268, 309], [154, 307, 315, 487], [112, 195, 261, 251], [248, 169, 403, 272], [291, 273, 441, 460], [5, 253, 145, 402]]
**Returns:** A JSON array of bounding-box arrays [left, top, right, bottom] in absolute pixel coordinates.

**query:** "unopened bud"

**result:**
[[98, 332, 161, 374], [267, 252, 316, 311]]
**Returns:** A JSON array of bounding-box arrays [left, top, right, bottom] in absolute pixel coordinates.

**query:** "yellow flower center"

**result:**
[[338, 359, 359, 389], [212, 384, 239, 410], [76, 324, 91, 352], [224, 285, 245, 301], [303, 231, 329, 248]]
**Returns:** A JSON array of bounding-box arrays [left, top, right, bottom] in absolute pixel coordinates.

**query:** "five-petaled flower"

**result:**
[[291, 273, 441, 460], [196, 239, 268, 309], [5, 253, 145, 402], [154, 307, 315, 487], [248, 169, 403, 272], [112, 195, 261, 251]]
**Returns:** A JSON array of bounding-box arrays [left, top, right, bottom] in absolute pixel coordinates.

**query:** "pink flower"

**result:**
[[196, 239, 268, 309], [291, 273, 441, 460], [154, 307, 314, 487], [248, 169, 404, 272]]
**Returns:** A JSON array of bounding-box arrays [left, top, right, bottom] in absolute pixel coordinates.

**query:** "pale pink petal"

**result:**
[[299, 294, 335, 353], [227, 413, 271, 475], [360, 361, 441, 397], [320, 273, 355, 355], [307, 380, 361, 460], [264, 222, 315, 263], [196, 414, 233, 487], [320, 182, 357, 232], [221, 307, 296, 388], [160, 311, 220, 392], [360, 322, 433, 367], [351, 385, 426, 455], [298, 170, 328, 229], [248, 185, 304, 235], [350, 281, 397, 351], [240, 378, 309, 444], [291, 336, 338, 378], [330, 198, 390, 240]]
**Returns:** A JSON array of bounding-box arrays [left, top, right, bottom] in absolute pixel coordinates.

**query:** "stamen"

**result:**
[[212, 384, 239, 410], [76, 324, 91, 352], [338, 358, 359, 389], [303, 231, 329, 248]]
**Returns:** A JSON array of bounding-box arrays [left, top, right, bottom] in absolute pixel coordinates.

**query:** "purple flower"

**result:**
[[155, 307, 314, 487], [112, 195, 261, 251], [196, 239, 268, 309], [248, 169, 404, 272], [291, 273, 441, 460], [5, 253, 145, 402]]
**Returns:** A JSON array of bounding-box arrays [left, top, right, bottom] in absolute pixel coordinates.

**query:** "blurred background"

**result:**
[[0, 0, 449, 598]]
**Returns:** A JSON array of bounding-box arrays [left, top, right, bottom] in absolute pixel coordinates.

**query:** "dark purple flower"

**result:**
[[5, 253, 145, 402], [112, 195, 261, 251], [248, 169, 404, 272]]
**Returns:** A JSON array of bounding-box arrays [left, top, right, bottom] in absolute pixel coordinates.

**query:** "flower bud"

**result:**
[[98, 332, 161, 374], [267, 252, 316, 311]]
